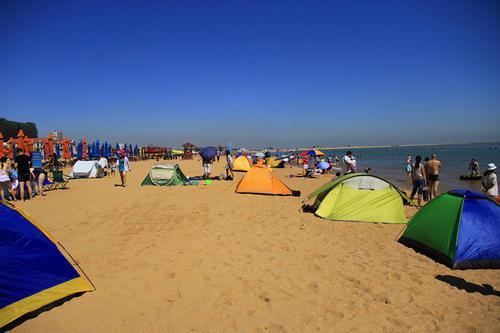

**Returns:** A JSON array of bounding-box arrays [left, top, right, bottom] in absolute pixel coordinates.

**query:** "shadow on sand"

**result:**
[[436, 275, 500, 297]]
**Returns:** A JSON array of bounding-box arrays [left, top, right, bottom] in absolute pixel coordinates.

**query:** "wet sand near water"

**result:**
[[11, 159, 500, 332]]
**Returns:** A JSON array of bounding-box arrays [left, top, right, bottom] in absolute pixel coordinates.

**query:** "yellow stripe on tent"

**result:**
[[0, 277, 93, 328]]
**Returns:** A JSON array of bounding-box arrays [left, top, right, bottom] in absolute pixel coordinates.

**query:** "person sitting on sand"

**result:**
[[468, 159, 481, 176], [116, 151, 131, 187]]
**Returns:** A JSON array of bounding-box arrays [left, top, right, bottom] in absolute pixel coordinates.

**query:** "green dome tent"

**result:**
[[141, 164, 189, 186], [304, 173, 411, 224]]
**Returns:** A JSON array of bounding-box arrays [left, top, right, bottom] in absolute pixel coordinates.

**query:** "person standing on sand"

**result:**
[[481, 163, 498, 200], [0, 157, 16, 201], [427, 153, 441, 200], [405, 155, 412, 188], [224, 150, 234, 180], [116, 151, 131, 187], [14, 148, 32, 201], [410, 155, 427, 207]]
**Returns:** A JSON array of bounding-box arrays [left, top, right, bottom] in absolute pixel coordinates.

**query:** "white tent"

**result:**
[[71, 161, 101, 178]]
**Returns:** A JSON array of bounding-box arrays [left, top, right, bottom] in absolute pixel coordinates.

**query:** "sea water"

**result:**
[[305, 143, 500, 192]]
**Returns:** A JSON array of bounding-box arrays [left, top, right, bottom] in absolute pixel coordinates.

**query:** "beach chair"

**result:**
[[52, 170, 70, 189]]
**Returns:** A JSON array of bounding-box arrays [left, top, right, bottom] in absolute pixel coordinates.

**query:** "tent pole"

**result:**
[[58, 241, 97, 291]]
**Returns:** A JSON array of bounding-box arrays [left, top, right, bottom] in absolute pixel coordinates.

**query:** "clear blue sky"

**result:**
[[1, 0, 499, 148]]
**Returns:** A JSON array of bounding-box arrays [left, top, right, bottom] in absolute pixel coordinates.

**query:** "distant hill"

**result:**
[[0, 118, 38, 139]]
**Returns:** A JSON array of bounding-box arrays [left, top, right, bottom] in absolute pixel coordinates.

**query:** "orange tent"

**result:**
[[82, 138, 88, 160], [0, 131, 4, 158], [8, 138, 15, 159], [235, 164, 299, 196]]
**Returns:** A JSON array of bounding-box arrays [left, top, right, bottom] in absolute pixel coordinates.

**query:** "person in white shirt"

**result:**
[[343, 151, 356, 173], [482, 163, 498, 200]]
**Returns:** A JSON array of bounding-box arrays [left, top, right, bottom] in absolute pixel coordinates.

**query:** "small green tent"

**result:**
[[304, 173, 411, 224], [141, 164, 189, 186]]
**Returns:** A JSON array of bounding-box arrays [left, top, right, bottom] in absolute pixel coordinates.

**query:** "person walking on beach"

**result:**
[[481, 163, 498, 200], [410, 155, 427, 207], [14, 149, 33, 201], [427, 153, 441, 200], [225, 150, 234, 180], [116, 151, 131, 187], [202, 154, 214, 179]]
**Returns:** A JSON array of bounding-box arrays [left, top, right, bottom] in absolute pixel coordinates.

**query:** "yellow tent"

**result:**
[[236, 164, 299, 196], [233, 155, 253, 172]]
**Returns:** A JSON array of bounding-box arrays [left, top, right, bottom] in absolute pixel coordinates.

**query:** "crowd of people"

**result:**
[[405, 153, 498, 207], [0, 148, 54, 202]]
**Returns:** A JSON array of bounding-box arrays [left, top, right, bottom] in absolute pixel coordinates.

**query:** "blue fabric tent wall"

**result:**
[[452, 190, 500, 268], [0, 201, 93, 329], [401, 189, 500, 269]]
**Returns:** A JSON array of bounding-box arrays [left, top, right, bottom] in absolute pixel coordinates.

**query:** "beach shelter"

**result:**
[[0, 201, 93, 330], [399, 189, 500, 269], [141, 164, 189, 186], [71, 160, 100, 178], [236, 164, 299, 196], [304, 173, 410, 224], [233, 155, 253, 172]]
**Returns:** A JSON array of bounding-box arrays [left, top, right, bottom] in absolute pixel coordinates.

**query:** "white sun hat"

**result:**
[[487, 163, 497, 171]]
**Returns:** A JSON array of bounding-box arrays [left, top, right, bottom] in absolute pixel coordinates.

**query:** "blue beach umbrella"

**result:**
[[134, 145, 139, 156], [77, 142, 83, 159], [128, 144, 133, 157], [95, 139, 100, 158], [55, 144, 61, 158], [115, 143, 119, 153], [200, 146, 217, 161]]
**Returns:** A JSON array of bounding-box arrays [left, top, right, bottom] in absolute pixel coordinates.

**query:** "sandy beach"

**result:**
[[10, 159, 500, 332]]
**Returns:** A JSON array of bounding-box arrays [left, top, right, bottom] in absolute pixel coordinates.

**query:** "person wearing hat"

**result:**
[[116, 150, 131, 187], [481, 163, 498, 200]]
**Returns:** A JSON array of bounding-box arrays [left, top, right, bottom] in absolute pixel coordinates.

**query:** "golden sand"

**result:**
[[11, 159, 500, 332]]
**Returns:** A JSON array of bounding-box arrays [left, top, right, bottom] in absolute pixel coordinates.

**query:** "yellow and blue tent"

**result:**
[[0, 201, 93, 330]]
